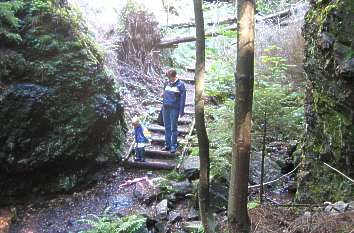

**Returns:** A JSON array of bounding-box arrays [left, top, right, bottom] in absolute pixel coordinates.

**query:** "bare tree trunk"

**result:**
[[227, 0, 255, 232], [193, 0, 211, 232]]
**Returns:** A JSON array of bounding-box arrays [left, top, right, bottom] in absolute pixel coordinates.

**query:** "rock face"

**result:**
[[249, 151, 282, 187], [0, 0, 125, 198], [299, 0, 354, 202], [180, 156, 200, 179]]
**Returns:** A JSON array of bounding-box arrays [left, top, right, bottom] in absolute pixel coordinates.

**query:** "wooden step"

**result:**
[[145, 148, 179, 159], [124, 159, 175, 170], [184, 109, 195, 115], [147, 124, 189, 134], [186, 67, 195, 72], [150, 135, 189, 145], [184, 106, 195, 113], [179, 77, 195, 83], [153, 108, 194, 115], [178, 117, 193, 124], [150, 116, 193, 125], [151, 136, 167, 144]]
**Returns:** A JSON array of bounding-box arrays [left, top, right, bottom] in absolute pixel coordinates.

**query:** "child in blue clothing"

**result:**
[[132, 116, 151, 162]]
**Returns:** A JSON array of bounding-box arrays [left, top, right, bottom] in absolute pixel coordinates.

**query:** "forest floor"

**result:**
[[2, 66, 353, 233]]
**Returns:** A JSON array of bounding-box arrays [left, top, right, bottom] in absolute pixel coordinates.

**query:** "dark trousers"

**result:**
[[163, 106, 179, 149], [135, 147, 145, 160]]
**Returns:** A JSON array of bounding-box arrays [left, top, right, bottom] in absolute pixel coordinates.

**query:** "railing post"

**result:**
[[260, 111, 267, 204]]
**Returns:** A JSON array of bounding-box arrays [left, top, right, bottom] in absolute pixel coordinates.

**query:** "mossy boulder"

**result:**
[[0, 0, 125, 197], [299, 0, 354, 202]]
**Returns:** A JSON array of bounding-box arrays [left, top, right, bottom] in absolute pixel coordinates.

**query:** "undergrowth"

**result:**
[[80, 213, 147, 233]]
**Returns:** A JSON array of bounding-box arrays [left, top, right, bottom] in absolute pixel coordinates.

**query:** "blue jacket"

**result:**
[[163, 79, 186, 114], [134, 125, 149, 143]]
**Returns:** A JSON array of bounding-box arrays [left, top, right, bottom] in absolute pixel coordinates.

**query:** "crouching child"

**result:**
[[132, 116, 151, 162]]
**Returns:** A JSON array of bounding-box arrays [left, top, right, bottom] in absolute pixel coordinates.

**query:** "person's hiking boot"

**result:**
[[170, 147, 177, 153], [134, 157, 141, 162], [162, 146, 170, 151]]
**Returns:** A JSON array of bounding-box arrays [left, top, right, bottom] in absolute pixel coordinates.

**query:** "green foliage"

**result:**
[[205, 61, 234, 101], [170, 42, 196, 68], [260, 45, 289, 79], [190, 147, 199, 156], [207, 100, 234, 148], [247, 201, 260, 209], [206, 100, 233, 181], [165, 170, 187, 181], [81, 213, 147, 233], [202, 1, 235, 21], [28, 0, 52, 13], [154, 178, 177, 198], [210, 153, 231, 182], [256, 0, 293, 14], [204, 29, 236, 101], [253, 81, 304, 140], [0, 0, 24, 44], [186, 222, 204, 233], [0, 0, 124, 180], [119, 0, 145, 31], [253, 45, 304, 141], [296, 160, 354, 202]]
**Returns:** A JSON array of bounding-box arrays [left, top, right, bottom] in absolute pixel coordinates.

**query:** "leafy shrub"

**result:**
[[256, 0, 294, 14], [81, 214, 147, 233], [253, 46, 304, 142], [166, 170, 187, 181], [0, 0, 24, 44]]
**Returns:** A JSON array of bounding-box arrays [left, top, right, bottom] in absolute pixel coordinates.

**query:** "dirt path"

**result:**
[[8, 167, 149, 233]]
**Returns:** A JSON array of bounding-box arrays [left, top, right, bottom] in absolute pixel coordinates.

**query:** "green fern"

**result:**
[[80, 214, 147, 233], [0, 0, 23, 43]]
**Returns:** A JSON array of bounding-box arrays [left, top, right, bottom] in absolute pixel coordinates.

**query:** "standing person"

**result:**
[[132, 116, 151, 162], [162, 69, 186, 153]]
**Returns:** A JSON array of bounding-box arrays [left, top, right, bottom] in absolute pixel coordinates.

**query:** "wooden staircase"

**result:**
[[123, 74, 195, 170]]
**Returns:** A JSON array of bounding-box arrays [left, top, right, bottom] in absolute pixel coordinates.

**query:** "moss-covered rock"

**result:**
[[298, 0, 354, 202], [0, 0, 125, 198]]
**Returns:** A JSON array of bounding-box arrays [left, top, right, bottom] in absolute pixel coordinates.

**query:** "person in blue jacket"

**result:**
[[162, 69, 186, 153], [132, 116, 151, 162]]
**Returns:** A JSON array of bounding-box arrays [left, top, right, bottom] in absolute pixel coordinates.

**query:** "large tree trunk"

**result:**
[[227, 0, 255, 232], [193, 0, 211, 232]]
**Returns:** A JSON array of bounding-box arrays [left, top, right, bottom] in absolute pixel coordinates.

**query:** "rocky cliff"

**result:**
[[0, 0, 125, 199], [298, 0, 354, 202]]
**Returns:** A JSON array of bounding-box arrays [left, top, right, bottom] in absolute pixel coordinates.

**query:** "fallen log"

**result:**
[[166, 17, 237, 29], [157, 25, 237, 48], [256, 8, 292, 23], [165, 6, 297, 29]]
